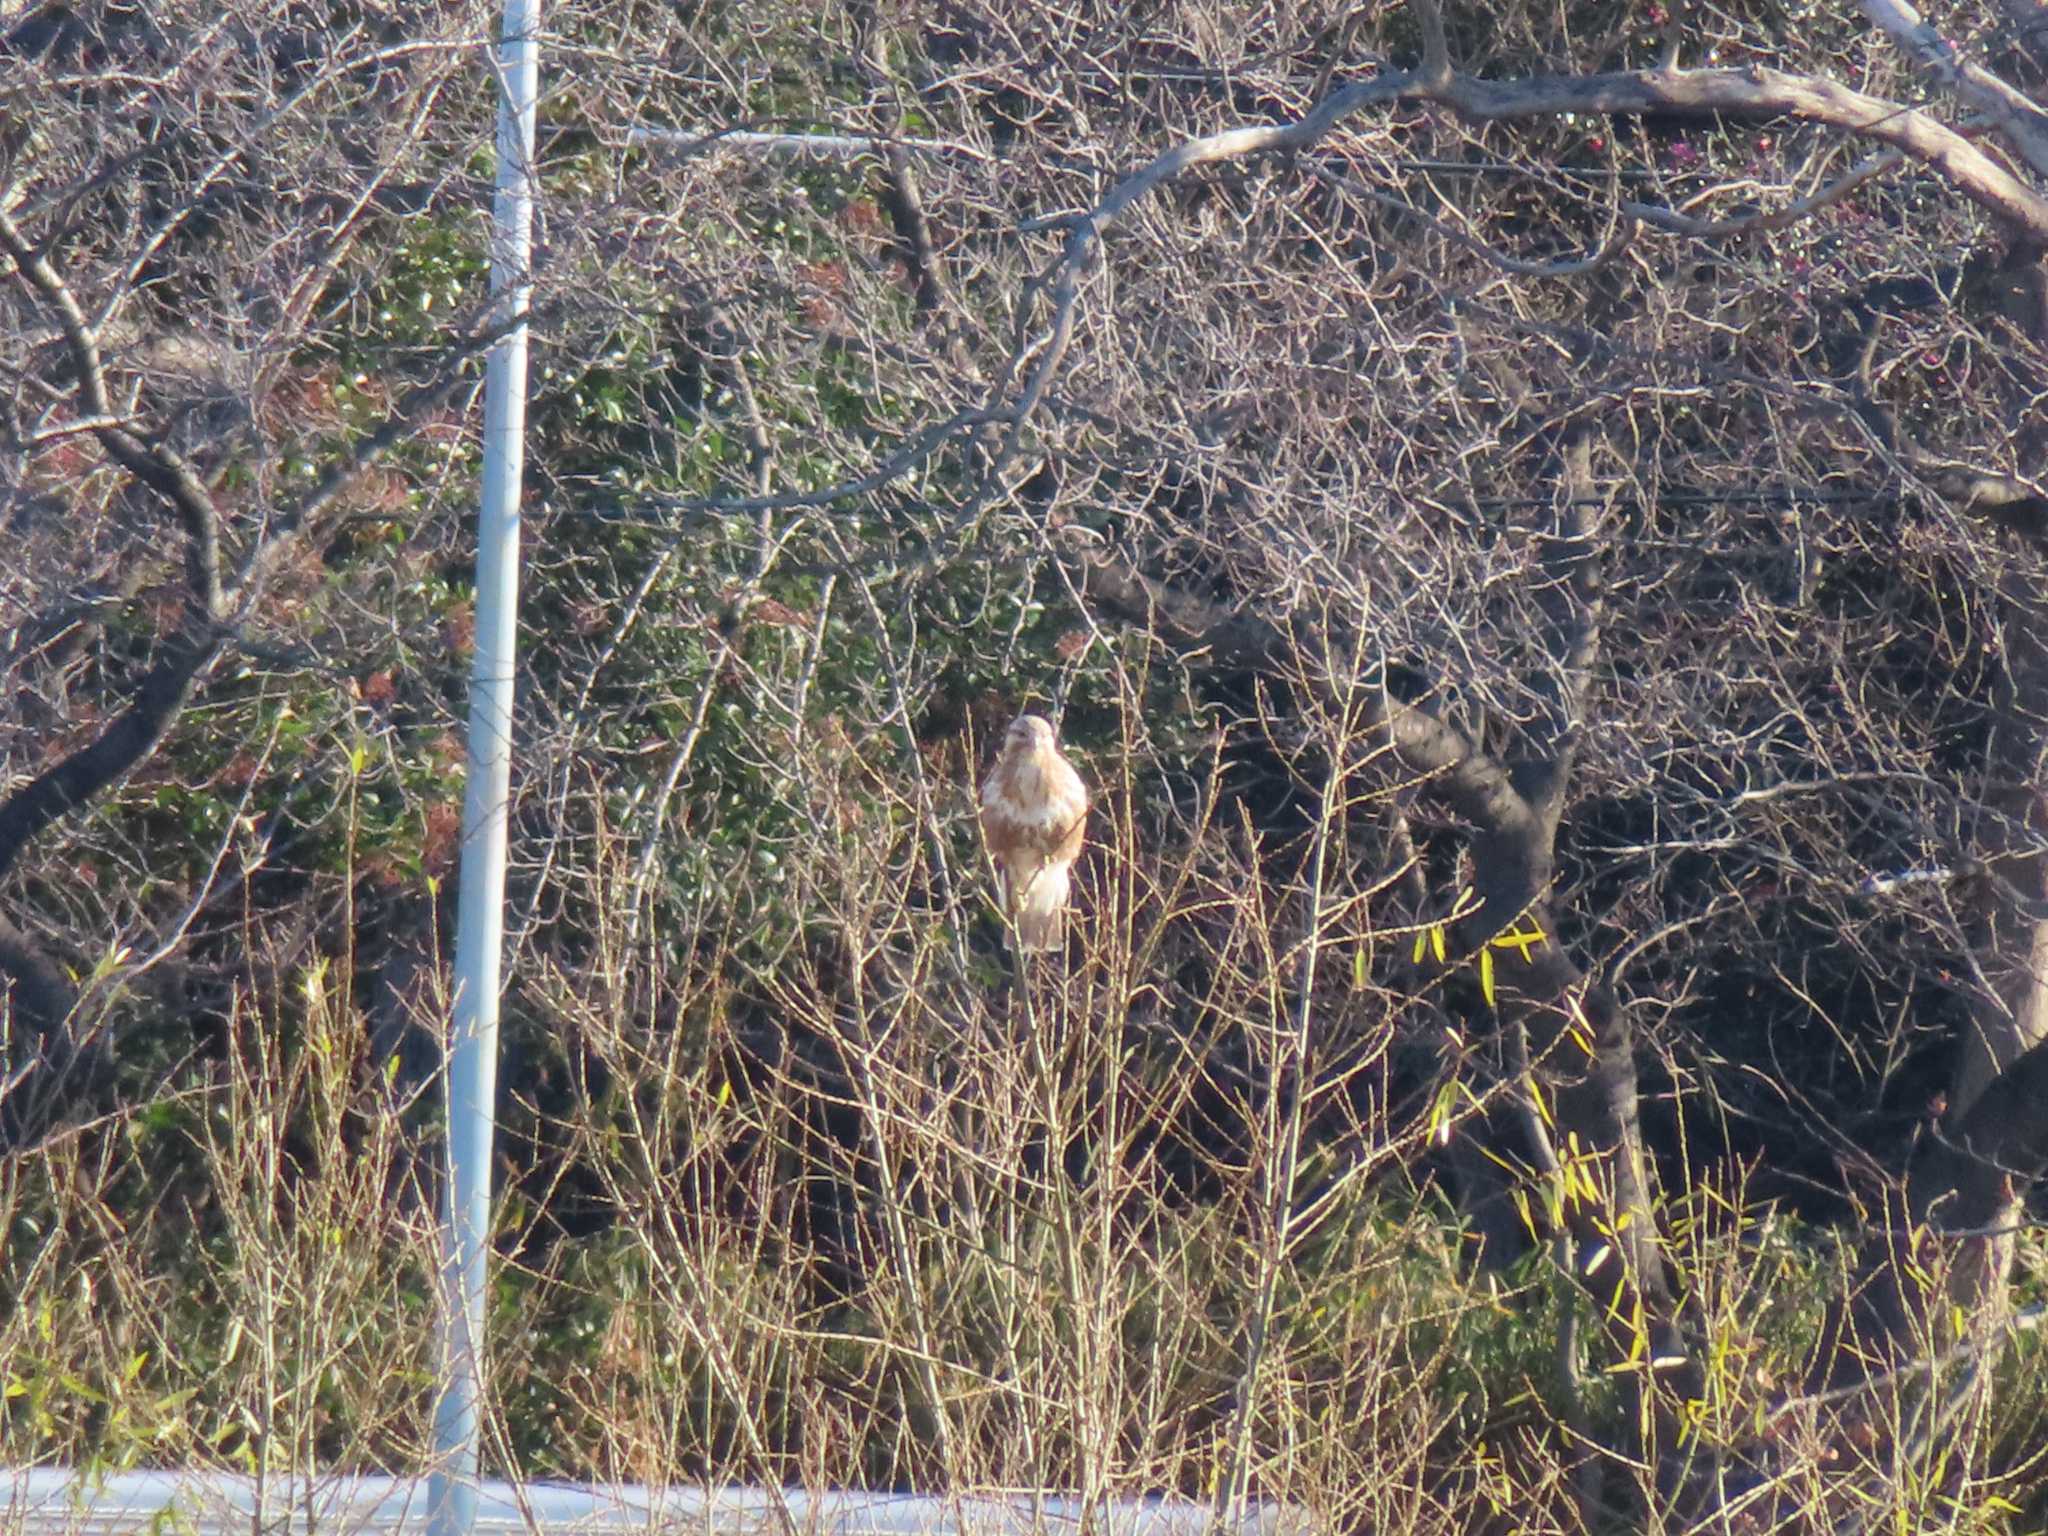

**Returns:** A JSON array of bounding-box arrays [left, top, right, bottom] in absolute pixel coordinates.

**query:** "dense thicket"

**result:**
[[5, 1, 2048, 1529]]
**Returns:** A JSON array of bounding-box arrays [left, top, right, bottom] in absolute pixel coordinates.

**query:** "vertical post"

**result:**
[[428, 3, 539, 1535]]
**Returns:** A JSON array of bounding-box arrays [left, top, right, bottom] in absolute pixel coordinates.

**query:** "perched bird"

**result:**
[[979, 713, 1089, 952]]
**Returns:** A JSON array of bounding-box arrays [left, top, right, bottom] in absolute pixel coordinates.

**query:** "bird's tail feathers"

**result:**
[[1015, 863, 1071, 952]]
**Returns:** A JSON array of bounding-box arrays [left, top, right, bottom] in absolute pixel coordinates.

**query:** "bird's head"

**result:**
[[1006, 714, 1057, 753]]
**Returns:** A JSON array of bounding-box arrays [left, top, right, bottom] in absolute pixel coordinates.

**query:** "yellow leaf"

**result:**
[[1428, 1082, 1458, 1146], [1490, 923, 1546, 961], [1479, 948, 1496, 1006], [1511, 1188, 1538, 1242], [1430, 924, 1446, 964], [1479, 1143, 1521, 1174]]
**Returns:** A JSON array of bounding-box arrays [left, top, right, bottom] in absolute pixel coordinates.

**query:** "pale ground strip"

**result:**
[[2, 1471, 1304, 1536]]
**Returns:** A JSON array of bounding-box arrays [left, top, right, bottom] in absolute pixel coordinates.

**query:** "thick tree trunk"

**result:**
[[0, 911, 82, 1148], [0, 635, 224, 880], [0, 634, 225, 1148]]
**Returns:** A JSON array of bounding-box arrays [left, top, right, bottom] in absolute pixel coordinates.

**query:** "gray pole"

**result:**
[[427, 3, 539, 1534]]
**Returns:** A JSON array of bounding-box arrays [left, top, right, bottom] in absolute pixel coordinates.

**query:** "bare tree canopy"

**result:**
[[5, 0, 2048, 1528]]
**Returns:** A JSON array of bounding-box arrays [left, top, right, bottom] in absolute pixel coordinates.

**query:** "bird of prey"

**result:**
[[979, 714, 1089, 952]]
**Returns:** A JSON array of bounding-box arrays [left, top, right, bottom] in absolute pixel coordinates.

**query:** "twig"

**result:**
[[638, 407, 997, 519], [625, 125, 985, 161], [1758, 1301, 2046, 1429], [1315, 164, 1639, 277], [1622, 147, 1904, 238]]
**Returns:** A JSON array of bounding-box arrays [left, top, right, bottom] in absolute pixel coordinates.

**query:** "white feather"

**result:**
[[1014, 860, 1071, 951]]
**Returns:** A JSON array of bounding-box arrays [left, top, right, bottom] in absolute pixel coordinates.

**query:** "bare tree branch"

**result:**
[[0, 635, 224, 881], [1622, 147, 1905, 238], [1861, 0, 2048, 180], [228, 303, 538, 610], [879, 146, 947, 315], [0, 206, 227, 620], [1415, 0, 1452, 87], [1438, 66, 2048, 238], [624, 125, 985, 161]]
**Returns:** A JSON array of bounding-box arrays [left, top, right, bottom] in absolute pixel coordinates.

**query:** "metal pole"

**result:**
[[428, 3, 539, 1535]]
